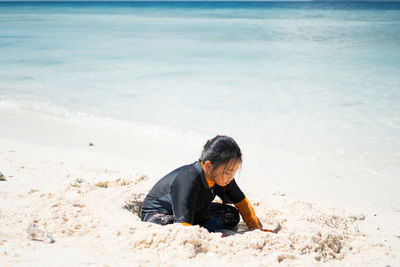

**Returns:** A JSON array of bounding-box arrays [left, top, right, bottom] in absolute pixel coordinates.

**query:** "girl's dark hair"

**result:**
[[200, 135, 242, 170]]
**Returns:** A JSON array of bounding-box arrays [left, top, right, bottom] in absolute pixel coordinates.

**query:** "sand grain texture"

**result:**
[[0, 135, 399, 266]]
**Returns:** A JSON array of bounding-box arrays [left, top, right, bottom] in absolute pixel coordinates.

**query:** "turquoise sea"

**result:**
[[1, 2, 400, 205], [1, 1, 399, 143]]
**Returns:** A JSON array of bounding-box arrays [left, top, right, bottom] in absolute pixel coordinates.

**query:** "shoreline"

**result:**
[[1, 107, 399, 265]]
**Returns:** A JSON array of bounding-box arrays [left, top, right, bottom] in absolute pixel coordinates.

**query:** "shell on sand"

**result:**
[[0, 171, 6, 181], [26, 223, 55, 244]]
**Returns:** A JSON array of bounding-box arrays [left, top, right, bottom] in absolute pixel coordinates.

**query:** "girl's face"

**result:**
[[206, 159, 241, 187]]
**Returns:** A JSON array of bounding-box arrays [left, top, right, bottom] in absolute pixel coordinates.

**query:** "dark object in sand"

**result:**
[[89, 142, 94, 146], [0, 172, 6, 181], [124, 193, 146, 217]]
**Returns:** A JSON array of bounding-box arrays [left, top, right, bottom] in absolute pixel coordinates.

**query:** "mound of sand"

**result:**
[[1, 175, 391, 266]]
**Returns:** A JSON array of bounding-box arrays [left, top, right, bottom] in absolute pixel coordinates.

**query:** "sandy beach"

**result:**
[[1, 108, 399, 266], [1, 1, 400, 265]]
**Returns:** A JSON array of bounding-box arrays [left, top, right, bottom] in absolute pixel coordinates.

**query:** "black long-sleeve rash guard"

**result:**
[[141, 160, 246, 225]]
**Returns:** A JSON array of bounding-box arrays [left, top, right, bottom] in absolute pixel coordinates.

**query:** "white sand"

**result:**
[[1, 108, 399, 266]]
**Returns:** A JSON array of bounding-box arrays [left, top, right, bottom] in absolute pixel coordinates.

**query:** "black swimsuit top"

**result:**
[[141, 160, 245, 225]]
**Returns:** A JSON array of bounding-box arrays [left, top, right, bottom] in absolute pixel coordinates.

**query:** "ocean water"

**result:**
[[1, 1, 400, 209]]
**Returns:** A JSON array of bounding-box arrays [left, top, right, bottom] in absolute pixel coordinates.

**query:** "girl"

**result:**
[[141, 135, 262, 232]]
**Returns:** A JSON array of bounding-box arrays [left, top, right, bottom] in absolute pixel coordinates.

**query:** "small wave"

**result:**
[[0, 95, 206, 141]]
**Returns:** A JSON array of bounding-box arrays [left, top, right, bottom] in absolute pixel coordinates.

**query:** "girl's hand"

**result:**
[[260, 223, 282, 234]]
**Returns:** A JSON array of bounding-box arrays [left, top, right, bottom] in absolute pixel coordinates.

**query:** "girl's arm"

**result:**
[[234, 197, 261, 230]]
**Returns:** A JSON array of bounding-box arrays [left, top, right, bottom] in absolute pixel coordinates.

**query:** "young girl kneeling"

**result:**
[[141, 135, 262, 232]]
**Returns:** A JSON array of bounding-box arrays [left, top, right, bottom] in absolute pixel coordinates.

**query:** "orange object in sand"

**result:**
[[261, 229, 275, 233]]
